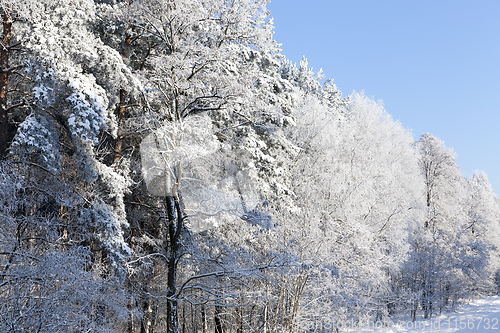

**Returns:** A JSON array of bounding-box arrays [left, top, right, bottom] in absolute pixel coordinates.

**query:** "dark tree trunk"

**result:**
[[237, 306, 243, 333], [191, 304, 196, 333], [165, 195, 184, 333], [128, 297, 136, 333], [181, 303, 186, 333], [113, 89, 127, 165], [214, 305, 223, 333], [0, 12, 12, 158], [202, 305, 207, 333]]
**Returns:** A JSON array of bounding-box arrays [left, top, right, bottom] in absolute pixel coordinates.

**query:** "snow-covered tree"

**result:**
[[0, 162, 128, 331], [465, 172, 500, 291], [397, 133, 491, 319], [0, 0, 43, 157], [268, 91, 425, 325], [96, 1, 293, 331], [0, 0, 499, 331]]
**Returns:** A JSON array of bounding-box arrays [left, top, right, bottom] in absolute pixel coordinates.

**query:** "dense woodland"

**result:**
[[0, 0, 499, 332]]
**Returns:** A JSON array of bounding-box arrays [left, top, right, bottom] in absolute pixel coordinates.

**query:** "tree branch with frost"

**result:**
[[127, 253, 168, 266], [0, 64, 22, 74], [0, 251, 40, 261], [4, 100, 24, 112], [181, 93, 228, 118], [0, 276, 44, 289], [174, 262, 286, 299]]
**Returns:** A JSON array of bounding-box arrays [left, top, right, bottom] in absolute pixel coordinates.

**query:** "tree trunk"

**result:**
[[191, 304, 196, 333], [202, 305, 207, 333], [113, 89, 127, 165], [0, 12, 12, 158], [214, 305, 223, 333], [181, 303, 186, 333], [141, 299, 153, 333], [165, 195, 184, 333], [166, 297, 178, 333], [128, 297, 136, 333], [237, 306, 244, 333]]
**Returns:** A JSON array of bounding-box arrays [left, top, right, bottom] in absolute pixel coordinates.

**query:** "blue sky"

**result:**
[[267, 0, 500, 194]]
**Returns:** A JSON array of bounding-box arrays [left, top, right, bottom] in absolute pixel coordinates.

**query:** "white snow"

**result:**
[[345, 297, 500, 332]]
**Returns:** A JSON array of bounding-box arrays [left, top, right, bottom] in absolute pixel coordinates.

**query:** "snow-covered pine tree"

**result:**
[[96, 0, 297, 331], [0, 161, 128, 331]]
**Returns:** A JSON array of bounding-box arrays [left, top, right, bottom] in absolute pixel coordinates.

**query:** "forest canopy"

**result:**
[[0, 0, 499, 332]]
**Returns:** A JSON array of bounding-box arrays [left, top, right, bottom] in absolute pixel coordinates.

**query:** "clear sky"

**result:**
[[267, 0, 500, 194]]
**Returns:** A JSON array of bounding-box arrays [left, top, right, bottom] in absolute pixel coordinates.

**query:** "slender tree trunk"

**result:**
[[165, 195, 184, 333], [0, 11, 12, 158], [214, 305, 223, 333], [191, 304, 196, 333], [237, 306, 244, 333], [128, 296, 136, 333], [263, 301, 268, 333], [249, 305, 255, 332], [202, 305, 207, 333], [113, 89, 127, 165], [181, 303, 186, 333], [141, 300, 153, 333]]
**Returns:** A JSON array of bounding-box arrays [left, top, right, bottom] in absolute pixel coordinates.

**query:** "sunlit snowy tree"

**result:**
[[398, 133, 492, 319], [0, 0, 499, 331], [0, 162, 128, 331]]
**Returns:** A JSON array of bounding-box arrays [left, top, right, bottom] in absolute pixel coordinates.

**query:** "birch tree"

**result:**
[[399, 133, 491, 319]]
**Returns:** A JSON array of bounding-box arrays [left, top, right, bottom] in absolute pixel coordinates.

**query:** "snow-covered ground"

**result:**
[[342, 297, 500, 332]]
